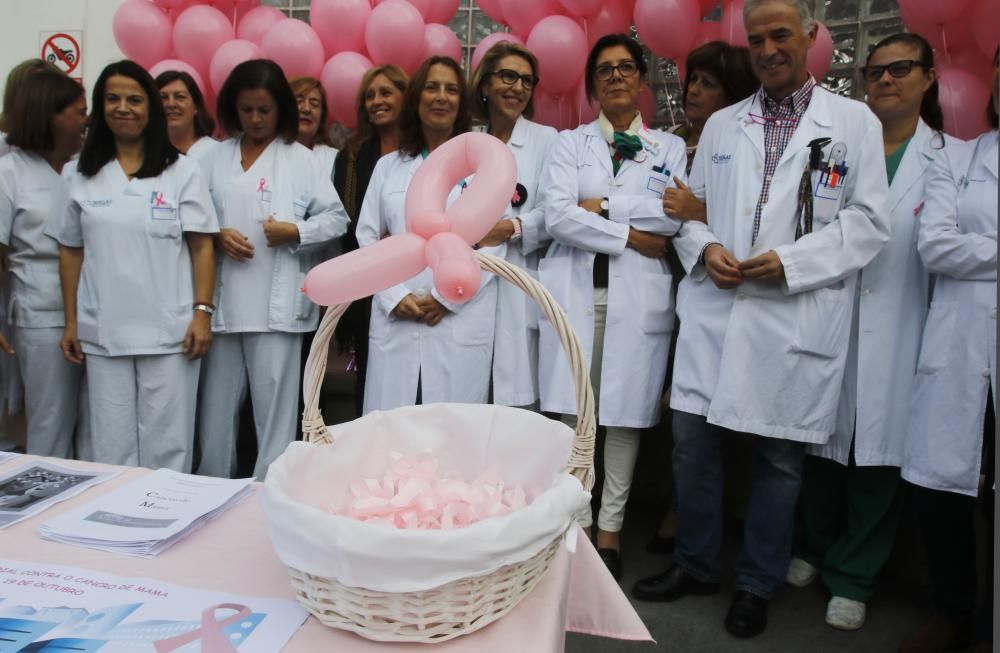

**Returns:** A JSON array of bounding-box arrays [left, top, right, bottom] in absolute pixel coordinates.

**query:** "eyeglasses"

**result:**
[[492, 69, 538, 90], [862, 60, 927, 83], [594, 60, 639, 81]]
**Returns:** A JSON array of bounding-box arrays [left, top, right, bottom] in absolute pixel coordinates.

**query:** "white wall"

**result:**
[[0, 0, 125, 100]]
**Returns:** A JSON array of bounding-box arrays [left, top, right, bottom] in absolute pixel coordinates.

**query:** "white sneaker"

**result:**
[[785, 557, 818, 587], [825, 596, 866, 630]]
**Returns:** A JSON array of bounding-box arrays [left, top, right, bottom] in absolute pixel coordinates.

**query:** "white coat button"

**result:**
[[984, 368, 992, 378]]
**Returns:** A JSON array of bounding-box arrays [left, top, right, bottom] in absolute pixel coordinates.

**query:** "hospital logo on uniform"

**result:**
[[81, 199, 112, 207], [712, 153, 732, 164]]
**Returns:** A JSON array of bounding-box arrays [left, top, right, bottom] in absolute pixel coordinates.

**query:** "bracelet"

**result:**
[[193, 303, 215, 316], [509, 218, 523, 242]]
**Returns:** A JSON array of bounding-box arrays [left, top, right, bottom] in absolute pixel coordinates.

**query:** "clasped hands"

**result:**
[[217, 216, 299, 261], [703, 243, 785, 289], [392, 293, 449, 326]]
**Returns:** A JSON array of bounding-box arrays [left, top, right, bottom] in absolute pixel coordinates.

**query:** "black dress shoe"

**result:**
[[632, 565, 720, 602], [597, 548, 622, 581], [725, 591, 768, 638], [645, 533, 675, 554]]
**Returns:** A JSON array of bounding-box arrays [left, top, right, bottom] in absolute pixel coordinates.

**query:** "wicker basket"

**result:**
[[285, 252, 596, 643]]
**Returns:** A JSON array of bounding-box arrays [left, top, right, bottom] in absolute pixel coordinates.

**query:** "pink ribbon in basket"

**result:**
[[330, 452, 527, 530], [303, 132, 516, 306], [153, 603, 252, 653]]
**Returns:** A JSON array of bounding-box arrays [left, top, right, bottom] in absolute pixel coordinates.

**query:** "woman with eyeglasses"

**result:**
[[469, 42, 558, 411], [538, 33, 687, 580], [290, 76, 337, 177], [787, 33, 960, 633], [155, 70, 217, 163], [897, 47, 998, 653], [357, 56, 500, 413]]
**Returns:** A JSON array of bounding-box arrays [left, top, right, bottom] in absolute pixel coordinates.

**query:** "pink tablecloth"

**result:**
[[0, 456, 652, 651]]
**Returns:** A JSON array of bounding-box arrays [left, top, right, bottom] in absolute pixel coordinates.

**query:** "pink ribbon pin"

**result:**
[[257, 178, 267, 193], [153, 603, 253, 653]]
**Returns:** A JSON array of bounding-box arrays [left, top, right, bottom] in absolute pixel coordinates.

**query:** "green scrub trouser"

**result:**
[[793, 450, 904, 602]]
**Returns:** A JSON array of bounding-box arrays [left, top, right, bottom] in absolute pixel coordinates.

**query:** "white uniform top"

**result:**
[[218, 142, 279, 332], [492, 117, 559, 406], [53, 155, 219, 356], [671, 86, 891, 443], [357, 150, 500, 413], [903, 129, 998, 496], [538, 118, 687, 428], [203, 138, 350, 333], [185, 136, 218, 165], [811, 121, 960, 466], [313, 144, 338, 178], [0, 150, 68, 328], [0, 133, 10, 158]]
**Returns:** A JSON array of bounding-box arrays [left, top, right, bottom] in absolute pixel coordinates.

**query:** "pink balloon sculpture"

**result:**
[[310, 0, 371, 56], [113, 0, 174, 68], [365, 0, 427, 73], [173, 5, 234, 76], [528, 16, 588, 94], [424, 23, 463, 62], [209, 39, 261, 95], [304, 133, 517, 306], [321, 51, 375, 128], [148, 59, 207, 96], [260, 18, 326, 79], [236, 5, 286, 46], [471, 33, 525, 73], [807, 22, 834, 80], [634, 0, 700, 61]]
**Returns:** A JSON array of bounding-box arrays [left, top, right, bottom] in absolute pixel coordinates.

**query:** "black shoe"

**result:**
[[725, 591, 768, 638], [597, 548, 622, 581], [632, 565, 720, 602], [645, 533, 675, 554]]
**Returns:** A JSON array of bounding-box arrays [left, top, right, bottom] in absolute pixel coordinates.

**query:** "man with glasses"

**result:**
[[631, 0, 890, 639]]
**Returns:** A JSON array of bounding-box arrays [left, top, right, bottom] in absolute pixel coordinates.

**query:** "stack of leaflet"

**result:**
[[40, 469, 254, 557]]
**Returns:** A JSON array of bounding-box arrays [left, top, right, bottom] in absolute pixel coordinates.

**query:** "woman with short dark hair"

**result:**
[[155, 70, 217, 162], [52, 60, 218, 471], [0, 70, 89, 459], [356, 56, 499, 413], [197, 59, 349, 479]]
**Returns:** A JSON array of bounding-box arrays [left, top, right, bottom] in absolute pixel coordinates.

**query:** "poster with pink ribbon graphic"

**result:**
[[0, 559, 307, 652]]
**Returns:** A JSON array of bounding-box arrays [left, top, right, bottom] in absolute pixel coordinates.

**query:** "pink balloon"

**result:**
[[173, 5, 234, 76], [471, 32, 525, 73], [533, 90, 576, 130], [426, 0, 462, 24], [807, 22, 833, 80], [304, 133, 517, 306], [476, 0, 507, 25], [424, 23, 463, 62], [365, 0, 427, 73], [311, 0, 371, 56], [638, 83, 656, 123], [113, 0, 174, 69], [575, 81, 599, 124], [972, 0, 1000, 58], [720, 0, 748, 47], [899, 3, 973, 54], [940, 50, 992, 85], [697, 0, 719, 16], [209, 39, 261, 95], [148, 59, 207, 96], [695, 21, 723, 48], [938, 67, 991, 139], [527, 16, 588, 94], [898, 0, 974, 28], [236, 5, 286, 45], [558, 0, 603, 18], [501, 0, 563, 38], [635, 0, 700, 61], [581, 1, 632, 49], [261, 18, 326, 79], [153, 0, 191, 8], [210, 0, 239, 20], [320, 51, 373, 128]]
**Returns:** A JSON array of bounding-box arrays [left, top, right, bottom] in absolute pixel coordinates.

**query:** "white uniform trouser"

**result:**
[[86, 352, 200, 471], [13, 327, 89, 459], [563, 288, 642, 532], [197, 332, 302, 479]]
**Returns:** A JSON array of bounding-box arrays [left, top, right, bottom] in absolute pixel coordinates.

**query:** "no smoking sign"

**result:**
[[39, 31, 82, 77]]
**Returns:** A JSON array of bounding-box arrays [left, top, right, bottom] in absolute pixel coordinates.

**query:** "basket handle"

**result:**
[[300, 252, 596, 492]]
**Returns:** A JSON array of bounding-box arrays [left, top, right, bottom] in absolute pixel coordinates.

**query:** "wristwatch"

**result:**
[[510, 217, 523, 242], [193, 303, 216, 316], [599, 198, 609, 219]]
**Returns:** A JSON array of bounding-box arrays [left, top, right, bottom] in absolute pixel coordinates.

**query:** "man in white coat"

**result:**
[[630, 0, 890, 639]]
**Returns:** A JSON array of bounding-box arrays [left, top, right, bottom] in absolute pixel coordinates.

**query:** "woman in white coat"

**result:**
[[55, 60, 218, 472], [898, 49, 998, 653], [788, 33, 957, 631], [539, 34, 687, 580], [357, 56, 500, 413], [197, 60, 349, 480], [291, 76, 338, 177], [470, 41, 558, 409], [155, 70, 217, 164], [0, 70, 89, 458]]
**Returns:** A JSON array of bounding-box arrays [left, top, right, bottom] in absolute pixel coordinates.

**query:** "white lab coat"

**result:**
[[492, 117, 558, 406], [357, 150, 499, 413], [538, 119, 687, 428], [671, 86, 891, 443], [185, 136, 218, 165], [202, 138, 349, 333], [903, 130, 998, 496], [811, 121, 958, 466]]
